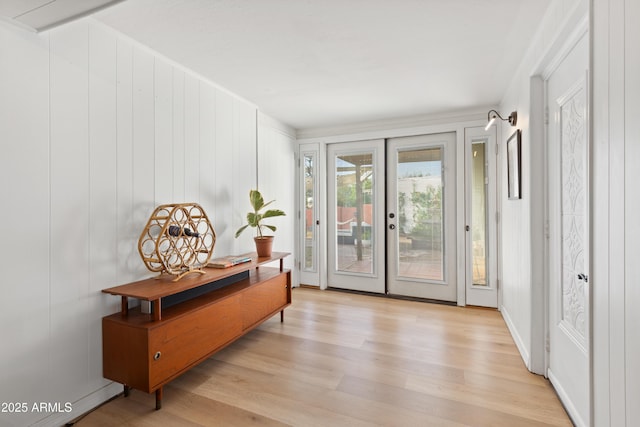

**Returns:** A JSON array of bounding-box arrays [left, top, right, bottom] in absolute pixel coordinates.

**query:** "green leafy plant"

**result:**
[[235, 189, 286, 239]]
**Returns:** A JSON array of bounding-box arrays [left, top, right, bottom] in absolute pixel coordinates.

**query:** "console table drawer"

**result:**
[[242, 273, 288, 329], [148, 295, 242, 388]]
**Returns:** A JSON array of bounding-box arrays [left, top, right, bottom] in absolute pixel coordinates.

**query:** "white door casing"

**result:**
[[547, 33, 589, 427]]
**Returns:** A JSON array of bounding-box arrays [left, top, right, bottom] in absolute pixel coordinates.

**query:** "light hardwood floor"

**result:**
[[77, 288, 571, 426]]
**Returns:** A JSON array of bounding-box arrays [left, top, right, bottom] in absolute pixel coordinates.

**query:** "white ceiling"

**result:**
[[5, 0, 553, 130]]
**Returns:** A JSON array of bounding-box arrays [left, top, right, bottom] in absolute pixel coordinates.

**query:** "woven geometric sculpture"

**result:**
[[138, 203, 216, 281]]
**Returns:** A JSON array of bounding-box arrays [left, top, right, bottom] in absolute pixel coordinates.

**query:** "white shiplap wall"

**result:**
[[0, 17, 292, 426], [592, 0, 640, 425], [257, 112, 296, 278]]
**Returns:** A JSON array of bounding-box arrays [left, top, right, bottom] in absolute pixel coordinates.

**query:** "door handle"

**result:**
[[577, 273, 588, 283], [389, 224, 396, 230]]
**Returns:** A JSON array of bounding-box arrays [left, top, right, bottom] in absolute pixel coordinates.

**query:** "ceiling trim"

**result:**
[[296, 107, 494, 141], [35, 0, 127, 32], [1, 0, 127, 32]]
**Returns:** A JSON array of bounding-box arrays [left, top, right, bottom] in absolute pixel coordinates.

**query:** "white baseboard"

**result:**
[[548, 368, 586, 427], [30, 382, 122, 427], [500, 305, 531, 369]]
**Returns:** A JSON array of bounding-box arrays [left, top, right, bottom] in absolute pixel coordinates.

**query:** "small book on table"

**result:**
[[207, 255, 252, 269]]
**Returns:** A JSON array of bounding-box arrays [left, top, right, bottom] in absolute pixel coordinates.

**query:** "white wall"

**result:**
[[592, 0, 640, 424], [257, 113, 297, 279], [0, 18, 294, 427], [497, 0, 587, 373]]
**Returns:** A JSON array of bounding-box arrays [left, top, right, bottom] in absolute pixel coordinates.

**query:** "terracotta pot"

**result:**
[[254, 236, 274, 257]]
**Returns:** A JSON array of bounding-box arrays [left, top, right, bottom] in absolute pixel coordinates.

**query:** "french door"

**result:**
[[386, 133, 457, 301], [327, 134, 457, 301], [327, 139, 386, 293]]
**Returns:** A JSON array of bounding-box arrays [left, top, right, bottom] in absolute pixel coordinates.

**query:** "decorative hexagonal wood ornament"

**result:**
[[138, 203, 216, 281]]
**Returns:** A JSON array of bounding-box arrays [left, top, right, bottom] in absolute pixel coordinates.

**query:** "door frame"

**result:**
[[297, 120, 492, 304], [543, 31, 590, 427], [533, 15, 590, 426], [539, 18, 590, 375]]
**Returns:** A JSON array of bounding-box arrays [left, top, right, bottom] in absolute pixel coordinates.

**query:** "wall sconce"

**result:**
[[484, 109, 517, 131]]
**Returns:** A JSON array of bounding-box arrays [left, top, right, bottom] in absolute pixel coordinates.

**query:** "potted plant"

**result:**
[[235, 189, 286, 257]]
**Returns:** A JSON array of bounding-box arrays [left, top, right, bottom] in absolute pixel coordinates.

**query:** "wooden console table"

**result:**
[[102, 252, 290, 409]]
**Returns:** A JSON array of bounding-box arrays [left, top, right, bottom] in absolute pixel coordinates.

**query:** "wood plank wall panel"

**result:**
[[607, 0, 626, 425], [233, 100, 257, 255], [154, 59, 173, 205], [0, 18, 274, 426], [130, 46, 155, 280], [593, 0, 640, 424], [172, 70, 185, 201], [49, 21, 91, 400], [115, 39, 136, 285], [591, 0, 611, 423], [257, 115, 296, 272], [184, 75, 200, 203], [88, 23, 118, 391], [212, 90, 234, 257], [0, 19, 52, 413], [624, 0, 640, 422], [199, 83, 216, 214]]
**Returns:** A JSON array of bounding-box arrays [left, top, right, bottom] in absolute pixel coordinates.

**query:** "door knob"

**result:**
[[389, 224, 396, 230]]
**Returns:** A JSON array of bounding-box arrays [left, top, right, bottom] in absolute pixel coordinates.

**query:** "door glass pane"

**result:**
[[335, 152, 374, 275], [303, 154, 315, 271], [396, 148, 443, 281], [471, 141, 488, 286]]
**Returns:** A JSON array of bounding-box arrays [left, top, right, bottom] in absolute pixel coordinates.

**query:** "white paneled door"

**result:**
[[547, 33, 589, 427]]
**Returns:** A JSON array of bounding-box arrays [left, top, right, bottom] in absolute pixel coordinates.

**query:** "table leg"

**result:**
[[155, 387, 163, 410], [121, 296, 128, 316]]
